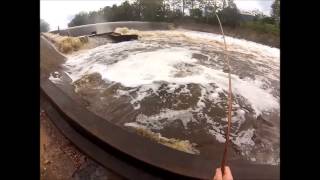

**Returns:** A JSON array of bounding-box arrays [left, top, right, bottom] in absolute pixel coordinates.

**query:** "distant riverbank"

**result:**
[[174, 21, 279, 48]]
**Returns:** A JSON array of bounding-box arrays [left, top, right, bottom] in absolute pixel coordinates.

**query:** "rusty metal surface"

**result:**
[[89, 32, 139, 42], [40, 78, 279, 180]]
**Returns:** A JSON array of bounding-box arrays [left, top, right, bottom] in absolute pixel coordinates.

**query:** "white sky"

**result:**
[[41, 0, 274, 31], [234, 0, 273, 15], [40, 0, 124, 30]]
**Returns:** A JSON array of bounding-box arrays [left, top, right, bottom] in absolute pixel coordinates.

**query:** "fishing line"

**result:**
[[213, 9, 233, 175]]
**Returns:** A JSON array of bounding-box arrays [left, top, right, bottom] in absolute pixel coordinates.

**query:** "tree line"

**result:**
[[66, 0, 241, 27], [40, 0, 279, 33], [67, 0, 279, 28]]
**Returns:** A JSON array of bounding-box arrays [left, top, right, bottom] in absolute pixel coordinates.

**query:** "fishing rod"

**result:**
[[213, 9, 233, 176]]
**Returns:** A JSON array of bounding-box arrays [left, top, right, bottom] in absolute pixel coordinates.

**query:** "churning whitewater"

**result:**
[[53, 29, 280, 165]]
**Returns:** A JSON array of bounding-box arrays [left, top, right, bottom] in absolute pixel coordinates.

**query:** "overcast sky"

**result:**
[[41, 0, 274, 30]]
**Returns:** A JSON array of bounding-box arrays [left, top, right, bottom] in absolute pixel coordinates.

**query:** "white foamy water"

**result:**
[[87, 47, 278, 114]]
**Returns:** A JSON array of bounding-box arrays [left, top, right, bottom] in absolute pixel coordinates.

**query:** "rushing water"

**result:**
[[50, 29, 280, 165]]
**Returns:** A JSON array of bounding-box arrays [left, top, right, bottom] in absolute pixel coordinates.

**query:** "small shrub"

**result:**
[[241, 21, 279, 36]]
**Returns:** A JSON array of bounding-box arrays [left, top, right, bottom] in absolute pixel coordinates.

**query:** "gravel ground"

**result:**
[[40, 109, 123, 180]]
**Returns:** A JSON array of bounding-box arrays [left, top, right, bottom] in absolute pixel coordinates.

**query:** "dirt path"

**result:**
[[40, 110, 123, 180]]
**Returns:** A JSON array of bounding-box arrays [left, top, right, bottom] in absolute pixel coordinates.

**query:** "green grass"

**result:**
[[241, 21, 279, 36]]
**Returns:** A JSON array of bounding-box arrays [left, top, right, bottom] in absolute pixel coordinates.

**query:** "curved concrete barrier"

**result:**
[[51, 21, 173, 37], [40, 36, 66, 77]]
